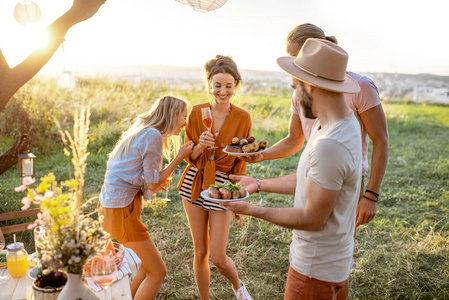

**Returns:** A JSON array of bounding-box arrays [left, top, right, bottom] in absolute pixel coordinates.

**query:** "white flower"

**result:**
[[44, 190, 54, 198]]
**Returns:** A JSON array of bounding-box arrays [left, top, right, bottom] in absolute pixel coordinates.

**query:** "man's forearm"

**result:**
[[260, 173, 297, 195], [262, 136, 303, 161], [366, 140, 389, 193]]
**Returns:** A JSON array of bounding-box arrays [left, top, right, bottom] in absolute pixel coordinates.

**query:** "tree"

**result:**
[[0, 0, 106, 174]]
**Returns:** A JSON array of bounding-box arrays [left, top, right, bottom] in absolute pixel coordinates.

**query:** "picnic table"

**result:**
[[0, 266, 132, 300], [0, 247, 142, 300]]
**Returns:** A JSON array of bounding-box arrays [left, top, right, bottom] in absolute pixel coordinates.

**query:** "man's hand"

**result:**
[[238, 152, 265, 163], [355, 195, 377, 227], [221, 200, 254, 216], [229, 174, 258, 194]]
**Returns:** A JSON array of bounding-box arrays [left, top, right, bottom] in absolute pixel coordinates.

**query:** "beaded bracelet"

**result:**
[[256, 179, 261, 193]]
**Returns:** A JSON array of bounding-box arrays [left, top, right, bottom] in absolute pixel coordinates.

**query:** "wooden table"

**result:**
[[0, 267, 132, 300]]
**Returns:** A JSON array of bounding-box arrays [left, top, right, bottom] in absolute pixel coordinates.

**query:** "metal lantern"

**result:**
[[56, 71, 76, 91], [14, 0, 41, 25], [185, 0, 227, 13], [18, 150, 36, 177]]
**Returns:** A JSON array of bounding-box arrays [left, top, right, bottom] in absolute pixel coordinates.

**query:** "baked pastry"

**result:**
[[225, 136, 268, 154], [257, 140, 269, 149], [225, 144, 243, 153]]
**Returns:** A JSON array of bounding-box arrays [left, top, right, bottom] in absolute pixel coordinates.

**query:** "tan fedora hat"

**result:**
[[277, 38, 360, 94]]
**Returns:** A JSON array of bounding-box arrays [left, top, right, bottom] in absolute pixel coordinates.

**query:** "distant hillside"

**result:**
[[76, 64, 449, 103]]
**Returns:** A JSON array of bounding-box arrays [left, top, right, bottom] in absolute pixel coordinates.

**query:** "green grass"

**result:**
[[1, 77, 448, 299]]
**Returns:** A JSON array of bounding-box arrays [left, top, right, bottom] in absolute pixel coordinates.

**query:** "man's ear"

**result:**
[[304, 82, 314, 94]]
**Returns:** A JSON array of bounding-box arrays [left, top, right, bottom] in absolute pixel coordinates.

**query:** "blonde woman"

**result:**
[[99, 96, 194, 300]]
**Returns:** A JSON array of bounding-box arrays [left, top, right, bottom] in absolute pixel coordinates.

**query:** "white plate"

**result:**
[[200, 190, 250, 202], [222, 147, 267, 156]]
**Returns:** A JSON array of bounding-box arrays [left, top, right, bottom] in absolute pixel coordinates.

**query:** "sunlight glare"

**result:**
[[3, 24, 49, 67], [23, 24, 49, 50]]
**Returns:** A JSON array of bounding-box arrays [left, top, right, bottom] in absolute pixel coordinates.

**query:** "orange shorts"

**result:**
[[284, 266, 346, 300], [99, 191, 150, 244]]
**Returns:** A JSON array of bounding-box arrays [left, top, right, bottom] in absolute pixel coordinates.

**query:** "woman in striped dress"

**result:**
[[178, 55, 253, 300]]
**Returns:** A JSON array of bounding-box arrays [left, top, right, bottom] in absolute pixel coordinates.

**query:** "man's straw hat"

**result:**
[[277, 38, 360, 94]]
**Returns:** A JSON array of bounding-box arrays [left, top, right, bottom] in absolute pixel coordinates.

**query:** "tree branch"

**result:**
[[0, 134, 31, 176]]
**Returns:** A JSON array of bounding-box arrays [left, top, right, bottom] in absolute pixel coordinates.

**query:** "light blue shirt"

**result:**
[[100, 127, 163, 208]]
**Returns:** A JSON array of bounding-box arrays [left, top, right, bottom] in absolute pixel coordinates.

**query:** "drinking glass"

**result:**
[[201, 107, 213, 131], [33, 226, 46, 272], [92, 252, 118, 300], [161, 173, 173, 202], [0, 228, 10, 284], [201, 107, 216, 149]]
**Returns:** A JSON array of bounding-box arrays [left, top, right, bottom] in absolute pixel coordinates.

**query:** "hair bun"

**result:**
[[325, 35, 338, 44]]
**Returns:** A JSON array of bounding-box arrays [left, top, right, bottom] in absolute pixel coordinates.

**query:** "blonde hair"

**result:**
[[109, 96, 187, 160], [287, 23, 338, 51]]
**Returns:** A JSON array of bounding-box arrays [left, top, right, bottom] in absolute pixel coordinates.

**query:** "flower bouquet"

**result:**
[[16, 173, 108, 274], [15, 101, 108, 299]]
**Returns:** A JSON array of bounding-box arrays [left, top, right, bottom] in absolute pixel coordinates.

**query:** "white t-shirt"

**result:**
[[290, 113, 362, 283], [290, 72, 380, 175]]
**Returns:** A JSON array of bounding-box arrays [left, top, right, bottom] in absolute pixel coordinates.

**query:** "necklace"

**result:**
[[211, 105, 231, 119], [211, 105, 231, 132]]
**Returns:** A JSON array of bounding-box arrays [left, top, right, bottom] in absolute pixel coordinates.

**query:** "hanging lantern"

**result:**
[[185, 0, 227, 13], [14, 0, 41, 25], [175, 0, 187, 3], [18, 150, 36, 177], [56, 71, 76, 91]]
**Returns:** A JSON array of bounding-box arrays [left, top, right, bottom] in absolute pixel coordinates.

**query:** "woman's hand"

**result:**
[[177, 141, 194, 159], [198, 130, 215, 149], [232, 211, 244, 228], [67, 0, 107, 24]]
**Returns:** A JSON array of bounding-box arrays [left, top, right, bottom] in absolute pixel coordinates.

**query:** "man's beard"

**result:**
[[294, 83, 315, 119]]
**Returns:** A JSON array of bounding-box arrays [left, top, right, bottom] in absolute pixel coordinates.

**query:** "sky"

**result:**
[[0, 0, 448, 76]]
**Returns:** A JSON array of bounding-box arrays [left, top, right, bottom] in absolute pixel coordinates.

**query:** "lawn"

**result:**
[[0, 77, 448, 299]]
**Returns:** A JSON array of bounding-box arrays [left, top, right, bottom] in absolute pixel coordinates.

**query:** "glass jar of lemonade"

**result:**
[[6, 242, 28, 278]]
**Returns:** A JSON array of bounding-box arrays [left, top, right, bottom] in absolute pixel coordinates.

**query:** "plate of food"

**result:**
[[223, 136, 269, 156], [201, 181, 249, 202]]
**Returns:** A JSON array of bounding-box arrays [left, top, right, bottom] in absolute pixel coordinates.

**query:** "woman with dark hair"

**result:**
[[178, 55, 252, 300]]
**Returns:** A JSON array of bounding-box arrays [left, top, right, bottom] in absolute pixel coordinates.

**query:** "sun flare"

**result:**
[[2, 24, 49, 67]]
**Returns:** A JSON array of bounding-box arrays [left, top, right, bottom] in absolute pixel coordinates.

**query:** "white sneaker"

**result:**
[[234, 280, 253, 300]]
